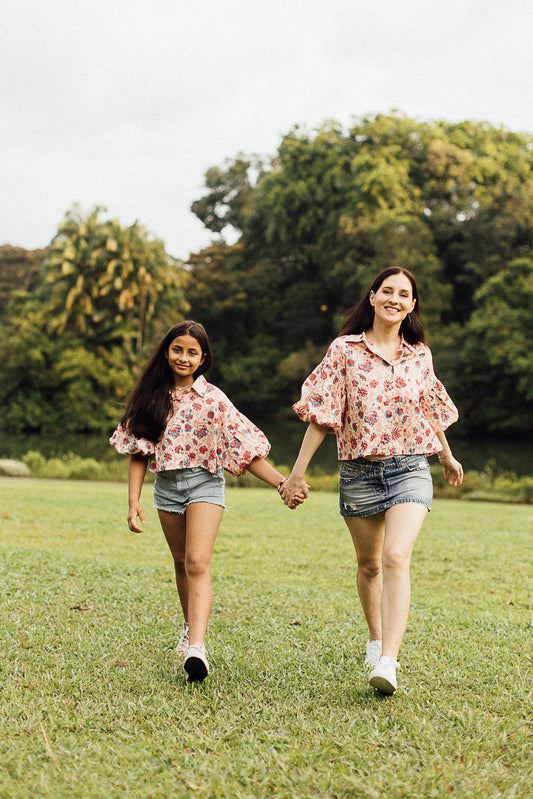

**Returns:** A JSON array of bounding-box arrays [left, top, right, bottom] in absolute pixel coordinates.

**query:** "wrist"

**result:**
[[277, 477, 287, 493], [437, 450, 452, 461]]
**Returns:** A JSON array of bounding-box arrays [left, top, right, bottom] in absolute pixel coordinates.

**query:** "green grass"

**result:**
[[0, 479, 531, 798]]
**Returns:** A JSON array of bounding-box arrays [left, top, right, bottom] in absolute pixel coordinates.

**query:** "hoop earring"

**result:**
[[408, 314, 412, 325]]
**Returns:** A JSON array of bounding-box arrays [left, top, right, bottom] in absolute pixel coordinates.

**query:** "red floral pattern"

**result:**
[[293, 333, 458, 458], [110, 375, 270, 475]]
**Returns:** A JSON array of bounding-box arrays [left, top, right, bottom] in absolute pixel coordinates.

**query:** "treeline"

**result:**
[[1, 113, 532, 437]]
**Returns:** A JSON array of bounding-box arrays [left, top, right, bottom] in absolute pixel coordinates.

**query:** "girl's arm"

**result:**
[[127, 453, 150, 532], [246, 457, 304, 508], [280, 421, 328, 505], [435, 430, 463, 487]]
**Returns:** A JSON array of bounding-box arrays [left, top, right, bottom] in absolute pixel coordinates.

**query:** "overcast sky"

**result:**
[[2, 0, 532, 260]]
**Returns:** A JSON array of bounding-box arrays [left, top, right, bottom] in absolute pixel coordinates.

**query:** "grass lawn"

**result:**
[[0, 478, 531, 798]]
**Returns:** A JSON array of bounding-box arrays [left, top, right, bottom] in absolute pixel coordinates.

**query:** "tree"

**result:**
[[0, 206, 189, 434], [0, 245, 47, 319], [188, 114, 533, 427], [461, 258, 533, 433], [40, 205, 188, 364]]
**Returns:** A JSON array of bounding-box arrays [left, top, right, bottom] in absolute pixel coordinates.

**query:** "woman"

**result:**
[[280, 268, 463, 695]]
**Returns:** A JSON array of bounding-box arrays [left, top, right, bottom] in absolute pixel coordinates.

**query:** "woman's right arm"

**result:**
[[127, 454, 149, 532], [280, 421, 328, 506]]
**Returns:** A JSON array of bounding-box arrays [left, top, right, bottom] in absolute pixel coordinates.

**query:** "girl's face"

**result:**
[[369, 273, 416, 327], [166, 334, 206, 387]]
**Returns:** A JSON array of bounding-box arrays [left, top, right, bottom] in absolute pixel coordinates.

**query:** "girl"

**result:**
[[110, 320, 301, 683], [280, 268, 463, 695]]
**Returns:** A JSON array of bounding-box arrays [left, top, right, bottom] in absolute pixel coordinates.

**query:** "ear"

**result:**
[[369, 291, 375, 307], [410, 298, 416, 312]]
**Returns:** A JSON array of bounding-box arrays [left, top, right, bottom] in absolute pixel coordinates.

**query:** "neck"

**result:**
[[367, 320, 402, 346], [173, 378, 195, 390]]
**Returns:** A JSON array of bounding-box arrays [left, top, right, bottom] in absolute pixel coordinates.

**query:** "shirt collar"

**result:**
[[345, 331, 416, 356], [172, 374, 209, 398], [190, 374, 208, 396]]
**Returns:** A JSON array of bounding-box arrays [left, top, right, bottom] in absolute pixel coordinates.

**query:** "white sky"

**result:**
[[1, 0, 532, 259]]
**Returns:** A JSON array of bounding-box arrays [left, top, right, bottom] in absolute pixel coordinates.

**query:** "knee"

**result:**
[[382, 548, 411, 574], [358, 558, 382, 580], [185, 554, 211, 579]]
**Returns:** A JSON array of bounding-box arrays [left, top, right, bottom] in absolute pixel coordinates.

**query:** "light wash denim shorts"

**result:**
[[153, 466, 226, 513], [339, 455, 433, 518]]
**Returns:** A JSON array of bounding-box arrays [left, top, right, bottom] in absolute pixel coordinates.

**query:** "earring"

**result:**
[[408, 314, 412, 324]]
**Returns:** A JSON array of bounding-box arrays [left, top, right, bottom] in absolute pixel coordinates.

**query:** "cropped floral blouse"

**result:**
[[293, 333, 458, 459], [110, 375, 270, 475]]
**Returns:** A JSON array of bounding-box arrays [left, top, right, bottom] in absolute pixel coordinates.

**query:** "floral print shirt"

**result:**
[[293, 333, 458, 459], [110, 375, 270, 475]]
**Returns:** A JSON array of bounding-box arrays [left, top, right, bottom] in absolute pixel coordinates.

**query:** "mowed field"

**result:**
[[0, 479, 531, 798]]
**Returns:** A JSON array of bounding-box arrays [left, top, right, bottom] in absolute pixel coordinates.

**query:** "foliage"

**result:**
[[0, 482, 531, 798], [461, 258, 533, 432], [188, 114, 533, 429], [40, 205, 188, 361], [0, 244, 46, 318], [0, 207, 189, 434], [6, 448, 531, 502]]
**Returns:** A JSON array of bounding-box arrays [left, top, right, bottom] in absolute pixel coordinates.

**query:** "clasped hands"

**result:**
[[278, 475, 309, 510]]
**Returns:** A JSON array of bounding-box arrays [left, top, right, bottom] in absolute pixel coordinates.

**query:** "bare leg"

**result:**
[[182, 502, 223, 645], [158, 502, 223, 646], [344, 512, 385, 642], [380, 503, 428, 660], [158, 509, 189, 622]]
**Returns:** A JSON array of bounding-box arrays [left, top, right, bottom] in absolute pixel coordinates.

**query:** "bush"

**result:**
[[22, 451, 48, 476], [11, 450, 533, 502], [67, 456, 103, 481]]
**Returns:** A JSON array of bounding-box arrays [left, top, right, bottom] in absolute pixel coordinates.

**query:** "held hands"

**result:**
[[128, 501, 146, 533], [278, 474, 310, 509], [438, 453, 464, 487]]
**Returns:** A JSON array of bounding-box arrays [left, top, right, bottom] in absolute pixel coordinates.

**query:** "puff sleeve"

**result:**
[[215, 397, 271, 476], [109, 425, 155, 458], [418, 347, 459, 433], [292, 338, 347, 430]]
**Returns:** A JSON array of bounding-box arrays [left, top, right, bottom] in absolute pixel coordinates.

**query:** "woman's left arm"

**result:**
[[435, 431, 463, 487]]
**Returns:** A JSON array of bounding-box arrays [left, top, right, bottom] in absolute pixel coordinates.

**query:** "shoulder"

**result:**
[[202, 380, 237, 410], [328, 334, 363, 354]]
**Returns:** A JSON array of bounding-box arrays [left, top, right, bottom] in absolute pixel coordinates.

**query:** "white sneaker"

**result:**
[[184, 644, 209, 683], [369, 656, 399, 695], [364, 639, 382, 667], [176, 622, 189, 656]]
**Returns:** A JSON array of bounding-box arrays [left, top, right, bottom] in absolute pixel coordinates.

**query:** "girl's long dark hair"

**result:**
[[339, 267, 426, 344], [120, 320, 213, 443]]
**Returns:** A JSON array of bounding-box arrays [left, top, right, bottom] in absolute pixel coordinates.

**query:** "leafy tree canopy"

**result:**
[[0, 206, 189, 434], [188, 114, 533, 426]]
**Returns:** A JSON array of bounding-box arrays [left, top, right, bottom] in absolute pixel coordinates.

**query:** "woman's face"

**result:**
[[166, 334, 206, 387], [369, 273, 416, 326]]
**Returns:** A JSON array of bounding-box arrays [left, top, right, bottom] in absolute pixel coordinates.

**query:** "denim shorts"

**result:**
[[153, 466, 226, 513], [339, 455, 433, 518]]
